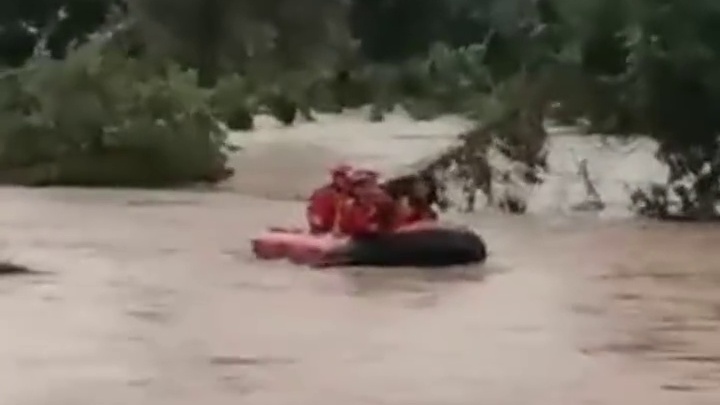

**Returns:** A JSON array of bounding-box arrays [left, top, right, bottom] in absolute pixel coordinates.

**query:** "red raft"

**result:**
[[251, 228, 347, 265], [251, 222, 487, 268]]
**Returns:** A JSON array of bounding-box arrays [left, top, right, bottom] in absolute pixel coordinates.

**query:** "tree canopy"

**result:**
[[0, 0, 718, 217]]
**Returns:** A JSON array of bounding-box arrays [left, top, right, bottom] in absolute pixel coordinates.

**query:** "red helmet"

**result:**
[[330, 163, 352, 176], [350, 169, 380, 184]]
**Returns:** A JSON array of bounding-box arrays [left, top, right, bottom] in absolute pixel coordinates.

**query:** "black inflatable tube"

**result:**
[[329, 228, 487, 267]]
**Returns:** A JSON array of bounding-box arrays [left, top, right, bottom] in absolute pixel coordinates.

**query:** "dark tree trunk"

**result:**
[[196, 0, 221, 88]]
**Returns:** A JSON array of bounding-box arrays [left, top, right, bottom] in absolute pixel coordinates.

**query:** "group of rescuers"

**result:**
[[306, 164, 438, 238]]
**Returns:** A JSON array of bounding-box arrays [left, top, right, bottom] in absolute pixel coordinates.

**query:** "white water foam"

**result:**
[[527, 128, 666, 217]]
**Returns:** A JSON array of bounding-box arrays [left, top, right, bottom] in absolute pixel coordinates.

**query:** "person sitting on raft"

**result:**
[[306, 164, 353, 234], [392, 175, 439, 227], [337, 169, 396, 238]]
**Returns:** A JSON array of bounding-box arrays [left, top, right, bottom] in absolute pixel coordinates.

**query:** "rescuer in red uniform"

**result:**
[[306, 164, 353, 234], [338, 169, 396, 237]]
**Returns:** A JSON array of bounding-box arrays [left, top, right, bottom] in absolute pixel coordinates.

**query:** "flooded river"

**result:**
[[1, 113, 720, 404]]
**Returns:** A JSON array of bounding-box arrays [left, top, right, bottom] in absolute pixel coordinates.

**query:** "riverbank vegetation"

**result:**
[[0, 0, 718, 219]]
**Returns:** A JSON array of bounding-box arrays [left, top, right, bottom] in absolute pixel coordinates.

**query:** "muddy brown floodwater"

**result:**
[[1, 187, 720, 405]]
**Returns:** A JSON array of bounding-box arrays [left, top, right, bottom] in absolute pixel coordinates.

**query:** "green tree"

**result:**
[[0, 0, 121, 66], [626, 0, 720, 218], [0, 43, 230, 187], [129, 0, 351, 87]]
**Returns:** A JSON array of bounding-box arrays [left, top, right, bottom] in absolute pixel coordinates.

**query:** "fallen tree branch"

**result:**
[[573, 158, 605, 211]]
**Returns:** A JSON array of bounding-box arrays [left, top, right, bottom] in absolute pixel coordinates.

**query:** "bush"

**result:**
[[264, 90, 298, 125], [0, 44, 230, 187], [302, 73, 341, 114], [210, 74, 255, 130], [402, 98, 443, 120]]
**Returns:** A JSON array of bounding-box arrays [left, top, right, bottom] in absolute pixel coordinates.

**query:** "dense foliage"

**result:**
[[0, 44, 228, 186], [0, 0, 718, 218]]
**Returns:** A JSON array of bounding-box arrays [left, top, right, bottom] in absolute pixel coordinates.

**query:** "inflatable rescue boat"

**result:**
[[251, 222, 487, 267]]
